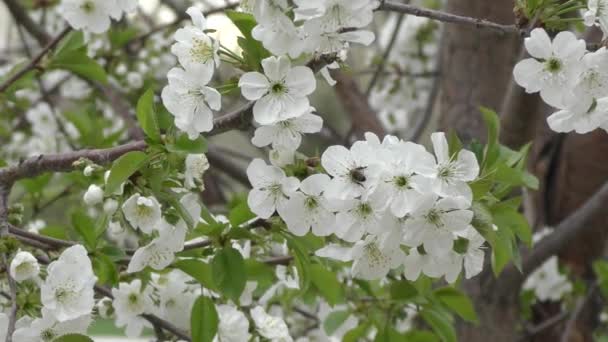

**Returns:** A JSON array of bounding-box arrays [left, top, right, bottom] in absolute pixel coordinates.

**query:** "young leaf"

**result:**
[[420, 308, 456, 342], [211, 247, 247, 301], [190, 296, 218, 342], [105, 151, 148, 195], [228, 202, 255, 227], [310, 263, 345, 306], [49, 48, 107, 84], [479, 106, 500, 169], [136, 88, 161, 142], [71, 211, 96, 250], [166, 134, 208, 154], [174, 259, 217, 291], [434, 287, 478, 324], [323, 310, 351, 335]]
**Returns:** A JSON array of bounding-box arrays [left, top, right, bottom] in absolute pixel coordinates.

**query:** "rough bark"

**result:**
[[438, 0, 521, 143], [436, 0, 524, 340]]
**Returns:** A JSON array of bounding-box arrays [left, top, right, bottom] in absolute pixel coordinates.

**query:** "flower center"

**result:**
[[304, 196, 319, 210], [271, 82, 286, 94], [394, 175, 410, 188], [15, 262, 34, 275], [80, 0, 95, 13], [545, 57, 562, 73], [437, 164, 454, 180], [190, 38, 214, 63], [41, 329, 57, 342], [136, 203, 153, 218], [128, 293, 139, 305], [426, 209, 444, 227], [356, 202, 373, 217], [363, 241, 386, 266]]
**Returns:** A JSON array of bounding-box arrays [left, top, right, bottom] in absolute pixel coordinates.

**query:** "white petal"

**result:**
[[239, 72, 270, 100]]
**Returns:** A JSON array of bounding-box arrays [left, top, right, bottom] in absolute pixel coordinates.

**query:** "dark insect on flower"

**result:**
[[350, 166, 367, 184]]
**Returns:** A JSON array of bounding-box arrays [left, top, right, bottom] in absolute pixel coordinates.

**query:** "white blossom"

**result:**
[[13, 309, 91, 342], [251, 306, 293, 342], [40, 245, 97, 321], [523, 256, 572, 301], [184, 153, 210, 190], [215, 305, 251, 342], [278, 174, 336, 236], [127, 220, 187, 273], [239, 56, 316, 125], [121, 194, 162, 234], [547, 95, 608, 134], [161, 67, 221, 139], [10, 250, 40, 283], [171, 7, 220, 76], [58, 0, 113, 34], [513, 28, 586, 108], [251, 111, 323, 151], [83, 184, 103, 206], [112, 279, 153, 337], [246, 158, 300, 219]]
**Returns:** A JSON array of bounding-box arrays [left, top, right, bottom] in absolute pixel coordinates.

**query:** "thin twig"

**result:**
[[365, 11, 406, 97], [2, 0, 51, 45], [378, 1, 523, 35], [0, 27, 71, 94]]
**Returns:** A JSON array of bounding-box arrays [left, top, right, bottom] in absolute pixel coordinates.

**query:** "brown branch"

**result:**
[[378, 1, 523, 35], [2, 0, 51, 45], [2, 254, 18, 342], [499, 181, 608, 294], [9, 224, 75, 249], [0, 27, 71, 94]]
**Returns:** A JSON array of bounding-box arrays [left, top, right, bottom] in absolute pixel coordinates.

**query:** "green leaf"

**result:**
[[323, 310, 351, 335], [480, 106, 500, 169], [225, 10, 270, 71], [390, 281, 418, 301], [228, 202, 255, 227], [491, 200, 532, 247], [420, 308, 456, 342], [434, 287, 478, 323], [136, 88, 161, 143], [190, 296, 218, 342], [166, 134, 208, 154], [105, 151, 148, 195], [54, 31, 86, 56], [92, 254, 119, 286], [49, 48, 107, 83], [175, 259, 217, 291], [310, 263, 344, 306], [282, 233, 311, 292], [343, 323, 371, 342], [53, 334, 94, 342], [72, 211, 96, 249], [211, 247, 247, 301]]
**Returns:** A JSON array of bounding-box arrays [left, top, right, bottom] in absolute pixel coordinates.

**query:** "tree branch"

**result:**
[[499, 181, 608, 294], [2, 254, 17, 342], [378, 1, 523, 35], [2, 0, 51, 45], [0, 27, 71, 94]]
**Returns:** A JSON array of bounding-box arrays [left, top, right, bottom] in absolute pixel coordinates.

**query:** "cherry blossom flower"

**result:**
[[246, 158, 300, 219], [171, 7, 220, 76], [161, 67, 221, 139], [278, 174, 336, 236], [251, 110, 323, 151], [513, 28, 586, 108], [112, 279, 153, 337], [215, 304, 251, 342], [251, 306, 293, 342], [10, 250, 40, 283], [122, 194, 162, 234], [239, 56, 316, 125], [41, 245, 97, 321]]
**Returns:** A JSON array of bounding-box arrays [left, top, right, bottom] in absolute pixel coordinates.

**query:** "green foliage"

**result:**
[[472, 107, 536, 276], [71, 211, 96, 249], [48, 31, 108, 83], [165, 133, 208, 154], [281, 232, 312, 292], [310, 263, 345, 306], [515, 0, 586, 30], [190, 296, 219, 342], [324, 310, 351, 335], [433, 287, 478, 324], [136, 88, 161, 143], [211, 247, 247, 301], [420, 308, 456, 342], [53, 334, 94, 342], [175, 259, 218, 291], [225, 10, 271, 71], [104, 151, 149, 195]]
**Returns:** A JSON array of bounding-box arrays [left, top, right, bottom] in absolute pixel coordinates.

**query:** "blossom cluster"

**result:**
[[9, 245, 97, 341], [161, 7, 222, 139], [58, 0, 137, 34], [247, 131, 485, 282], [513, 27, 608, 134]]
